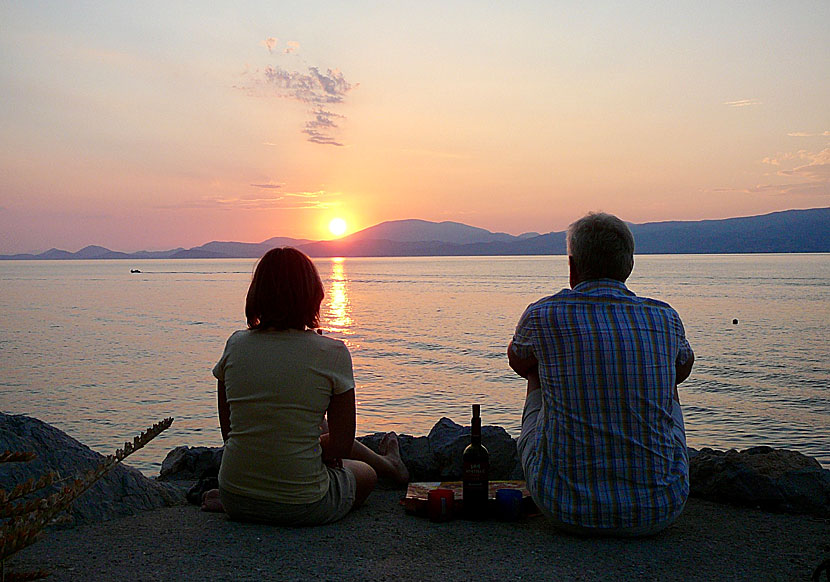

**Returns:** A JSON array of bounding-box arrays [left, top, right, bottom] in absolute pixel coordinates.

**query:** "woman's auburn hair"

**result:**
[[245, 247, 324, 331]]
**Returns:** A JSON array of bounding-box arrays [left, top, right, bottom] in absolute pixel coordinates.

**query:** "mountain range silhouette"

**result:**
[[3, 208, 828, 259]]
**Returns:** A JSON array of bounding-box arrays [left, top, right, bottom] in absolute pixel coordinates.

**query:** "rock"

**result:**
[[160, 417, 524, 493], [0, 413, 185, 527], [689, 446, 830, 517], [159, 445, 223, 482], [158, 445, 224, 504], [358, 417, 523, 482], [157, 425, 830, 518]]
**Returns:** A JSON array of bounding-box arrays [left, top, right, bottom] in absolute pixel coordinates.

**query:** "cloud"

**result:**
[[763, 149, 829, 167], [723, 99, 762, 107], [787, 130, 830, 137], [261, 66, 354, 105], [712, 182, 827, 197], [777, 148, 830, 181], [284, 41, 300, 54], [403, 148, 473, 160], [762, 151, 809, 166], [250, 183, 283, 189], [303, 109, 346, 146], [282, 192, 331, 199], [240, 56, 356, 146], [303, 131, 343, 147], [715, 148, 830, 198], [261, 37, 278, 53], [172, 191, 341, 210]]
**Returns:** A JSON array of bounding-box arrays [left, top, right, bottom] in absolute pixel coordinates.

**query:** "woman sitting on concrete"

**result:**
[[204, 247, 408, 525]]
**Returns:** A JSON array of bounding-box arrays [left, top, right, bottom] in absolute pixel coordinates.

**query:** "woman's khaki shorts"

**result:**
[[219, 466, 357, 526]]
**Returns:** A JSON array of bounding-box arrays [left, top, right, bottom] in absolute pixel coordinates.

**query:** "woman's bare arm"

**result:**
[[217, 380, 230, 443], [322, 389, 357, 461]]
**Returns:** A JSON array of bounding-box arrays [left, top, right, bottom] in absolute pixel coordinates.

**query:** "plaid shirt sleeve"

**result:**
[[510, 303, 537, 360], [674, 314, 694, 366]]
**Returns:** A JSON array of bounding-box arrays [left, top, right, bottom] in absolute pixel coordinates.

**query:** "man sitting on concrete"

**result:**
[[508, 212, 694, 536]]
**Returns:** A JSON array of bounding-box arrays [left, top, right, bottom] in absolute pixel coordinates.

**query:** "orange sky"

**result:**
[[0, 2, 828, 253]]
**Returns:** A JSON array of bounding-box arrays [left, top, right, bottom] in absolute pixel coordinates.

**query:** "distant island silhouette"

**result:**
[[2, 207, 828, 260]]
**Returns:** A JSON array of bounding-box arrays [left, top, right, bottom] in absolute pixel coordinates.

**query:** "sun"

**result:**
[[328, 217, 348, 237]]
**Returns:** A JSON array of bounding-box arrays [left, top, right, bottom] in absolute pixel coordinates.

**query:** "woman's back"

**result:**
[[214, 328, 355, 504]]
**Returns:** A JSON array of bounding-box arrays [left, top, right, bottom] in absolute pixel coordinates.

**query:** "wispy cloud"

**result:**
[[761, 151, 806, 166], [303, 109, 346, 146], [259, 37, 299, 55], [403, 148, 473, 160], [260, 66, 354, 105], [250, 183, 283, 189], [170, 190, 341, 210], [261, 37, 278, 53], [763, 149, 829, 168], [787, 130, 830, 137], [776, 148, 830, 182], [723, 99, 762, 107], [714, 148, 830, 197], [239, 42, 356, 147], [711, 182, 827, 197]]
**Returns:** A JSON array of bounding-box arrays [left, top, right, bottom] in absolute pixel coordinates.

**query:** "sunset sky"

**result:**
[[1, 2, 828, 254]]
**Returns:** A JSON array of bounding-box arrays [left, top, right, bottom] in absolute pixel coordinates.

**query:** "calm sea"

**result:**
[[1, 255, 828, 474]]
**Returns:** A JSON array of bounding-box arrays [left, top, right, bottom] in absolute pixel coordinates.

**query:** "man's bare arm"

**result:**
[[676, 352, 694, 386], [508, 341, 539, 379]]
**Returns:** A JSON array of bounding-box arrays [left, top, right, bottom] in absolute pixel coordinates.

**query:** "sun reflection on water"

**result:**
[[324, 258, 353, 334]]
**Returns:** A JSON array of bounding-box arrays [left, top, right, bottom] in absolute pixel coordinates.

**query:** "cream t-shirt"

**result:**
[[212, 329, 355, 504]]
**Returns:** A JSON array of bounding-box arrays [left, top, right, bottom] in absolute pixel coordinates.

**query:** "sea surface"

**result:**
[[1, 255, 828, 475]]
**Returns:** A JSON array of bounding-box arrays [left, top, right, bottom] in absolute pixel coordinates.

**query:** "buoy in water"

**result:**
[[732, 319, 738, 325]]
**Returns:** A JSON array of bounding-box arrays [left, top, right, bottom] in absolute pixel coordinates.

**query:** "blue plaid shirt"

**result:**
[[511, 279, 692, 529]]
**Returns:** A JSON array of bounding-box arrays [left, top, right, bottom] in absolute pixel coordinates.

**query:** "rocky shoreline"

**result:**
[[3, 412, 829, 581], [160, 417, 830, 519], [2, 412, 829, 526], [0, 413, 182, 527]]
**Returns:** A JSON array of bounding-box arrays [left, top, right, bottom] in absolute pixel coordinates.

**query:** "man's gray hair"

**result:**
[[567, 212, 635, 282]]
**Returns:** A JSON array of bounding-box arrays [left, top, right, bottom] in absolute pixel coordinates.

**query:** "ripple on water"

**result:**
[[1, 255, 828, 473]]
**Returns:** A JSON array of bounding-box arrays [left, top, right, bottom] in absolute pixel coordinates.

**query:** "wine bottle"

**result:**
[[462, 404, 490, 519]]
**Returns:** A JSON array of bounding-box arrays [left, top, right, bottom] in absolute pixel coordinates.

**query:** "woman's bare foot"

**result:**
[[379, 432, 410, 485], [201, 488, 224, 513]]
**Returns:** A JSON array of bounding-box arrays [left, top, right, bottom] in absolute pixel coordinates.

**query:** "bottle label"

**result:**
[[463, 459, 489, 518], [463, 462, 488, 483]]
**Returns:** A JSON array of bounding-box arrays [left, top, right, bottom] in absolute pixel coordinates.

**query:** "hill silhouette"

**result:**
[[2, 207, 827, 260]]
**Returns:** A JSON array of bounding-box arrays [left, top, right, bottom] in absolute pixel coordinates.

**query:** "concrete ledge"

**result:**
[[9, 490, 829, 581]]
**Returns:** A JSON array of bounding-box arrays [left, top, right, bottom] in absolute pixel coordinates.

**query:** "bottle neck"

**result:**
[[471, 417, 481, 445]]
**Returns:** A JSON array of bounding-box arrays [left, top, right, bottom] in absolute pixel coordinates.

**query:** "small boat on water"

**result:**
[[130, 269, 141, 273]]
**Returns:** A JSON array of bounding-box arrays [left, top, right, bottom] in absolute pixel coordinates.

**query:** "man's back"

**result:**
[[511, 278, 692, 530]]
